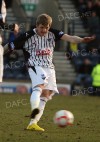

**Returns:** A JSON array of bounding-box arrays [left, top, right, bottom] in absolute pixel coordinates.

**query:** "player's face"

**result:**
[[36, 24, 50, 36]]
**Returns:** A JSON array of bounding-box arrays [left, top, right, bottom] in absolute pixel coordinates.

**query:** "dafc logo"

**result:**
[[0, 23, 25, 31], [58, 11, 92, 22]]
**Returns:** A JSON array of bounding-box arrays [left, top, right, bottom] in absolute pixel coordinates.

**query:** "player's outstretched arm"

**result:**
[[61, 34, 95, 43]]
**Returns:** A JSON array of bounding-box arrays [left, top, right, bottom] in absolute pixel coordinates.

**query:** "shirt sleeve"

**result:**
[[50, 28, 64, 41]]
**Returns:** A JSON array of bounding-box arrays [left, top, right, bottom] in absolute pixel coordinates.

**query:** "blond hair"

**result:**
[[36, 14, 52, 27]]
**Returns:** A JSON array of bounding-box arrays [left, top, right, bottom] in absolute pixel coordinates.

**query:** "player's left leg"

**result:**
[[27, 89, 52, 132], [27, 66, 48, 131], [34, 90, 55, 123]]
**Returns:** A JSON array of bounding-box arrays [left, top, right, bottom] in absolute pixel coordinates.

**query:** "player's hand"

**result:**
[[14, 24, 19, 33], [82, 35, 96, 43]]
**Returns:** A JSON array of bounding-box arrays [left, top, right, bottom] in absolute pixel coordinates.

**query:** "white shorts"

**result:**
[[28, 66, 59, 94], [0, 45, 4, 82]]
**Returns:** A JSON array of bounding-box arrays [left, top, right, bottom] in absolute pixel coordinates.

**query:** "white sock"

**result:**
[[30, 97, 48, 125], [35, 97, 48, 122], [30, 87, 42, 110], [29, 119, 37, 125]]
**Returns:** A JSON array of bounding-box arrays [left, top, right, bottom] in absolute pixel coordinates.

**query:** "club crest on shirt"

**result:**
[[41, 74, 46, 80], [59, 31, 64, 36], [47, 37, 55, 47]]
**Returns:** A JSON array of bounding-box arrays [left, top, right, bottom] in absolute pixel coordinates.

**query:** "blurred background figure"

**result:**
[[0, 0, 6, 83], [8, 30, 19, 42], [0, 34, 3, 82], [0, 0, 19, 82], [0, 0, 6, 23], [87, 11, 100, 48], [91, 60, 100, 96], [75, 57, 93, 87]]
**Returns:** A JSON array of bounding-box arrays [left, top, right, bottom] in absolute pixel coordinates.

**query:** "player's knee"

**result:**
[[48, 92, 55, 100], [32, 86, 42, 92], [41, 90, 53, 98]]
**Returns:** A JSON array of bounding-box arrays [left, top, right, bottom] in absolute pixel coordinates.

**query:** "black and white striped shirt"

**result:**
[[8, 28, 64, 68]]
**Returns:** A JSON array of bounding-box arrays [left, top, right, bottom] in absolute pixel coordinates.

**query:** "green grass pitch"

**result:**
[[0, 93, 100, 142]]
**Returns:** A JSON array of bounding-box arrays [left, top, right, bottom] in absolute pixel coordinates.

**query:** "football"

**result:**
[[53, 110, 74, 127]]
